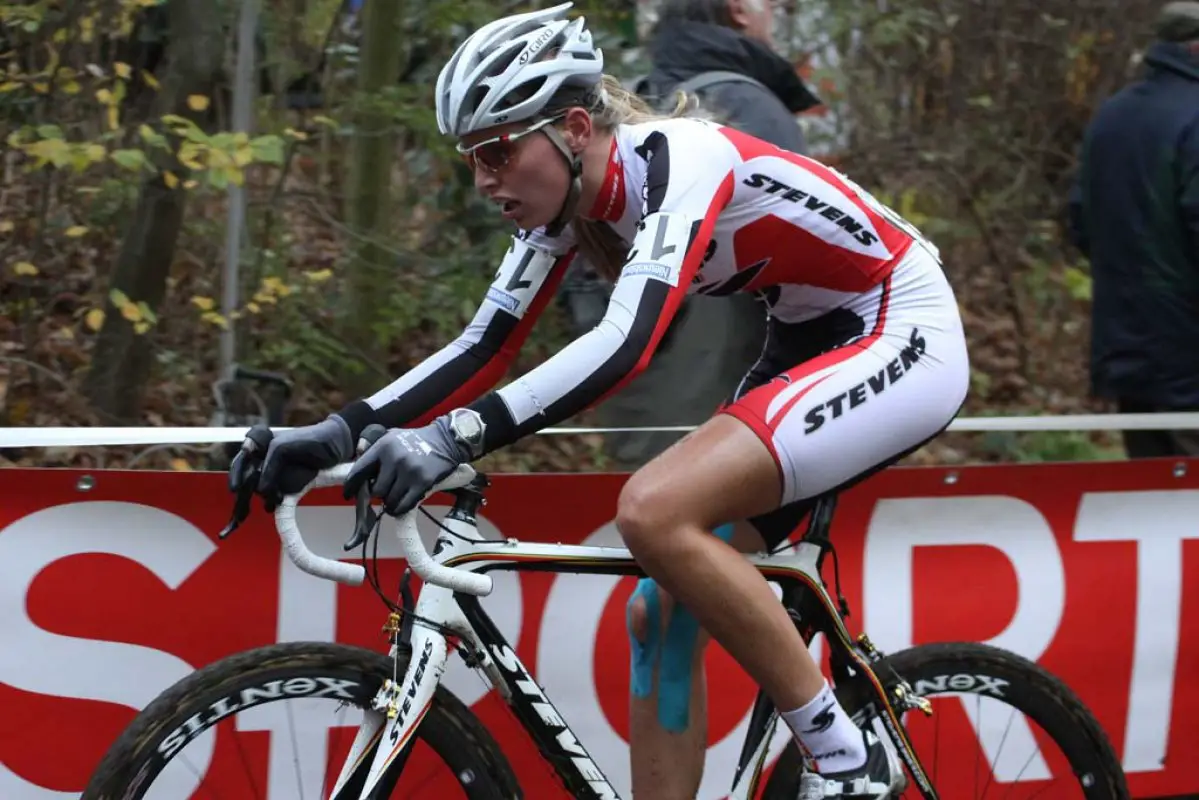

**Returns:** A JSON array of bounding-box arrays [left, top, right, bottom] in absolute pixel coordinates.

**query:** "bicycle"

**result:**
[[83, 423, 1129, 799]]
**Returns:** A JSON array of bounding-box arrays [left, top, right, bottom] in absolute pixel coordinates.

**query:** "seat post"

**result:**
[[802, 493, 839, 546], [799, 493, 853, 620]]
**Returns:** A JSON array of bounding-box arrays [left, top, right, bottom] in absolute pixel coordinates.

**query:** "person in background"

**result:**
[[561, 0, 822, 471], [1069, 1, 1199, 458]]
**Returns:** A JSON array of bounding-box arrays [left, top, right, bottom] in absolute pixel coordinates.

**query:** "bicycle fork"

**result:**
[[846, 632, 937, 798], [327, 581, 498, 799]]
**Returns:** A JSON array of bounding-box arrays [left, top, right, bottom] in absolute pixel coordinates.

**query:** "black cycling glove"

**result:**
[[255, 415, 354, 511], [342, 411, 480, 516]]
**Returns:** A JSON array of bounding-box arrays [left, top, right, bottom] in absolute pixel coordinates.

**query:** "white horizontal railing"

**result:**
[[4, 413, 1199, 449]]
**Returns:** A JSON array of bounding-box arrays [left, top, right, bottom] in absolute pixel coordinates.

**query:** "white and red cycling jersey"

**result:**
[[338, 117, 969, 530]]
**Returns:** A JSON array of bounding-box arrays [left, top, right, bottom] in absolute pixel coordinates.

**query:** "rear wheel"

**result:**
[[82, 641, 519, 799], [763, 642, 1128, 799]]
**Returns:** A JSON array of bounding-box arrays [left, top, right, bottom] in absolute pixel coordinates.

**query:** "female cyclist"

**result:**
[[250, 3, 969, 797]]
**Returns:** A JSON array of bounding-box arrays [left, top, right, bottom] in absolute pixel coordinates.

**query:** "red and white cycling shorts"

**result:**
[[719, 245, 969, 539]]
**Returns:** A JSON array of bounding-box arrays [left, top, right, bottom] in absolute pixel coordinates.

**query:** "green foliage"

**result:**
[[978, 429, 1126, 463], [0, 16, 253, 280], [0, 0, 626, 466], [3, 0, 1138, 470]]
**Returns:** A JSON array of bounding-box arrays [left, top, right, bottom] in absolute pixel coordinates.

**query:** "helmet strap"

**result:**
[[540, 124, 584, 237]]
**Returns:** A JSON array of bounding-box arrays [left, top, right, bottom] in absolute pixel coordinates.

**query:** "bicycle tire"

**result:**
[[761, 641, 1128, 799], [82, 641, 521, 799]]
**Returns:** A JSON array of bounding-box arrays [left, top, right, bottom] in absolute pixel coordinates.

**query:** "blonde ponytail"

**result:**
[[591, 74, 699, 127]]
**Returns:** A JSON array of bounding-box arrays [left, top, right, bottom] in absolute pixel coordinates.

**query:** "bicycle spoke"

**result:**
[[322, 707, 349, 800], [872, 645, 1125, 800], [979, 701, 1018, 799], [1001, 743, 1048, 800], [931, 711, 939, 789], [139, 701, 488, 800], [974, 693, 982, 798], [183, 754, 227, 800], [286, 701, 306, 800], [1024, 777, 1064, 800], [232, 723, 264, 799]]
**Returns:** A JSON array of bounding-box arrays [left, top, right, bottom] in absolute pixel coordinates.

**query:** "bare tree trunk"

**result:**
[[338, 0, 406, 396], [83, 0, 226, 421]]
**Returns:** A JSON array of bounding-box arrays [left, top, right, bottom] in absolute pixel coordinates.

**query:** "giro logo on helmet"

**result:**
[[519, 27, 556, 64]]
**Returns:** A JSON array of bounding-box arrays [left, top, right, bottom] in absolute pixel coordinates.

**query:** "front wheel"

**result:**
[[763, 641, 1128, 799], [82, 641, 520, 799]]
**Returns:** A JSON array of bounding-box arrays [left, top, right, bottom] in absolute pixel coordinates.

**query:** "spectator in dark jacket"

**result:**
[[639, 0, 819, 152], [1069, 1, 1199, 457], [586, 0, 822, 471]]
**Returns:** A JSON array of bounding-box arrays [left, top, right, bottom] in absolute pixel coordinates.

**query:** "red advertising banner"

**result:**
[[0, 460, 1196, 798]]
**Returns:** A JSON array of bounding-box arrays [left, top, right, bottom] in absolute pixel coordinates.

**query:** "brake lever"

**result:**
[[343, 423, 388, 552], [344, 484, 379, 553], [219, 423, 273, 540]]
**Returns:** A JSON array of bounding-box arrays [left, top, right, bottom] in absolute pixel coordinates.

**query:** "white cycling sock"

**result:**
[[780, 680, 867, 774]]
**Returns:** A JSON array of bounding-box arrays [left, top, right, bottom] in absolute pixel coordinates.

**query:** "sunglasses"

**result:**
[[456, 115, 563, 174]]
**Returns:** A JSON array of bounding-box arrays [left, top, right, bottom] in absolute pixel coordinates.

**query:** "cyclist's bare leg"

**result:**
[[618, 416, 823, 706], [626, 522, 766, 799], [617, 415, 868, 773]]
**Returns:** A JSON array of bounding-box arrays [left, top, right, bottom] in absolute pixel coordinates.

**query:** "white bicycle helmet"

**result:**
[[435, 2, 605, 137]]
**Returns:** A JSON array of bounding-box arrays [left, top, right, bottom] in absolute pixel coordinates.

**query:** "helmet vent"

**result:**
[[497, 76, 548, 111]]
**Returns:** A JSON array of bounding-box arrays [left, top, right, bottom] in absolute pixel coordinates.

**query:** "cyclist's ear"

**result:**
[[559, 106, 593, 155]]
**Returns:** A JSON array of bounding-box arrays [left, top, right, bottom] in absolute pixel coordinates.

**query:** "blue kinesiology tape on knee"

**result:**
[[628, 578, 660, 699], [654, 523, 737, 733], [713, 523, 735, 544]]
